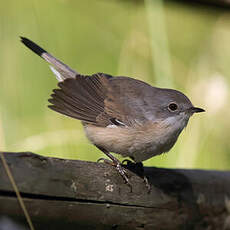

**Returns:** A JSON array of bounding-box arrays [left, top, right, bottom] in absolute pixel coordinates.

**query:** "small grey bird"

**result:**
[[20, 37, 204, 188]]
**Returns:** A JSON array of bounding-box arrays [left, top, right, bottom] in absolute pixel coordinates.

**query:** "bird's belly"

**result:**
[[129, 134, 178, 162], [84, 125, 135, 155], [84, 122, 181, 163]]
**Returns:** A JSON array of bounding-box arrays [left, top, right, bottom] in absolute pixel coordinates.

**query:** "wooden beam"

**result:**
[[0, 152, 230, 229]]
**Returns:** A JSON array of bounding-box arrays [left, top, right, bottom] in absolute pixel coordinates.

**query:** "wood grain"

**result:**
[[0, 152, 230, 229]]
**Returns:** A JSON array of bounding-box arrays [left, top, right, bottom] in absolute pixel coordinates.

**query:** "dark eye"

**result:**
[[168, 103, 178, 112]]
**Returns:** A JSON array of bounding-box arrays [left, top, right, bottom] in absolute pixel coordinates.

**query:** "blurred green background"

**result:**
[[0, 0, 229, 169]]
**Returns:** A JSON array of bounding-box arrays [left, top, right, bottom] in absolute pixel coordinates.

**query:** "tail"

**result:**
[[20, 37, 78, 81]]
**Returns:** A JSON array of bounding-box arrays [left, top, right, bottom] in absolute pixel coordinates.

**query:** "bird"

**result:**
[[20, 37, 205, 189]]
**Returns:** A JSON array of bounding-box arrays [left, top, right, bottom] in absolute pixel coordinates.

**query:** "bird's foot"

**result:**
[[98, 158, 132, 192], [122, 160, 151, 193]]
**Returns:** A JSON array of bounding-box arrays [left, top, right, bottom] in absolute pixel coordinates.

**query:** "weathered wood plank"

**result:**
[[0, 152, 230, 229]]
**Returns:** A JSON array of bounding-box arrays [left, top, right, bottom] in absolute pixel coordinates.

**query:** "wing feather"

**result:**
[[48, 73, 112, 126], [48, 73, 151, 127]]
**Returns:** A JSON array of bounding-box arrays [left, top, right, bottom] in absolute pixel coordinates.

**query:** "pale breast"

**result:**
[[84, 120, 183, 163], [84, 124, 135, 155]]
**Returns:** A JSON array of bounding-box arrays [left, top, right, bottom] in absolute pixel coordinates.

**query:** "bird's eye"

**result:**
[[168, 103, 178, 112]]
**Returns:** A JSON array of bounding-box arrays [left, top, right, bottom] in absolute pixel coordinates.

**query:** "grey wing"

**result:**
[[48, 73, 119, 126], [48, 73, 154, 127]]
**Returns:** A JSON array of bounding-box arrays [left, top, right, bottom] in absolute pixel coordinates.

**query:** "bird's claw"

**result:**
[[97, 157, 132, 192], [116, 163, 132, 192]]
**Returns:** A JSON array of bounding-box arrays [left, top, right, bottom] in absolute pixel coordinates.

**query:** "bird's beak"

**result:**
[[189, 107, 205, 114]]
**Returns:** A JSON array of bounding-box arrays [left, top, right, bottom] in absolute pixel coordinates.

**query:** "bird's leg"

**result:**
[[96, 146, 132, 191], [122, 160, 151, 193]]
